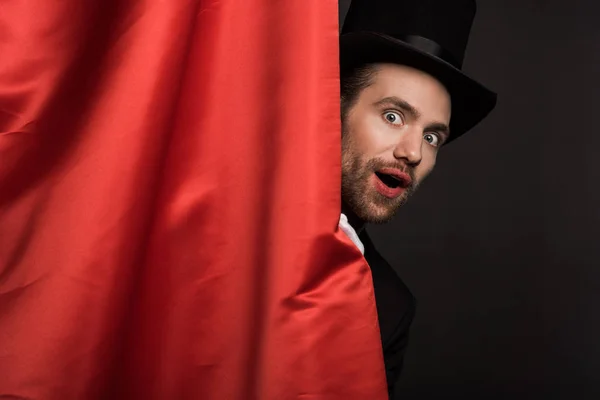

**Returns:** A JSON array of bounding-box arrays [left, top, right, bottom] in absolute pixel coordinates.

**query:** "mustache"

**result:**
[[365, 158, 416, 183]]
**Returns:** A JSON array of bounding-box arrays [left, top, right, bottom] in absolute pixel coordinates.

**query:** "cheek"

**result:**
[[415, 150, 438, 180], [349, 114, 391, 156]]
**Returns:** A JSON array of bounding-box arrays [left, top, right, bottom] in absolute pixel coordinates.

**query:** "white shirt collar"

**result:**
[[339, 213, 365, 255]]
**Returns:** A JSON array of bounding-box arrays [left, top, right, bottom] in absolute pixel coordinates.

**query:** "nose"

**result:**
[[392, 127, 423, 166]]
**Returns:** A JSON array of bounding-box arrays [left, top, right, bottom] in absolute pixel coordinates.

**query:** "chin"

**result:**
[[363, 210, 397, 224], [358, 202, 402, 224], [342, 186, 409, 225]]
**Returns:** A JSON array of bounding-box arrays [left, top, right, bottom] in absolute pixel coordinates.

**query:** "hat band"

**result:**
[[398, 34, 461, 69]]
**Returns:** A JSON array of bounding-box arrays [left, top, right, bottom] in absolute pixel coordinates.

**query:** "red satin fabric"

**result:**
[[0, 1, 387, 399]]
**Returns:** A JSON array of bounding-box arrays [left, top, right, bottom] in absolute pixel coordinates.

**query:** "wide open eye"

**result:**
[[424, 132, 441, 147], [382, 111, 403, 126]]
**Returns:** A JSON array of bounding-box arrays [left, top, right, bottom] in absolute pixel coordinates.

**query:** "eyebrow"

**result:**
[[374, 96, 451, 138]]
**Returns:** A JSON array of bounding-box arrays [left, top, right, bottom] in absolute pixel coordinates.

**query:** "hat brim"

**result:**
[[340, 32, 497, 144]]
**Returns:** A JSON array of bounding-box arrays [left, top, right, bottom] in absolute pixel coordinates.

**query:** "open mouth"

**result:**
[[375, 171, 404, 189]]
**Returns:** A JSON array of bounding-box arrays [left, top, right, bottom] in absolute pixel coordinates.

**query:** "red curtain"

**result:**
[[0, 1, 387, 398]]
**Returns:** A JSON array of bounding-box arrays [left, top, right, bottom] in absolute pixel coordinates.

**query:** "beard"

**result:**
[[341, 127, 419, 224]]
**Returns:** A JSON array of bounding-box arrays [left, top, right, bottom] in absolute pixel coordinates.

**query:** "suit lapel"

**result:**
[[360, 229, 415, 349]]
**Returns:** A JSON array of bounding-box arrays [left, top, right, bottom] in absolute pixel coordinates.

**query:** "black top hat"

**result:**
[[340, 0, 497, 143]]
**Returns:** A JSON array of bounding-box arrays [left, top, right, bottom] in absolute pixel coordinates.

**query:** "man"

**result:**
[[337, 0, 497, 397]]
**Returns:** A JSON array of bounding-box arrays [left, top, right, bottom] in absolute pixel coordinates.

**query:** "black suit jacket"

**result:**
[[360, 230, 416, 399]]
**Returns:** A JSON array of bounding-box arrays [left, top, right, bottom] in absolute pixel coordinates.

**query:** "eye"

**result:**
[[382, 111, 403, 126], [424, 132, 441, 147]]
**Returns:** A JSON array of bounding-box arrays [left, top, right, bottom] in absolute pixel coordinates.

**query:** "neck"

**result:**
[[342, 202, 365, 234]]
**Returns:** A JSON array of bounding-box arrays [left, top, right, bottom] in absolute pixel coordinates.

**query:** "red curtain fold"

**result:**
[[0, 1, 387, 398]]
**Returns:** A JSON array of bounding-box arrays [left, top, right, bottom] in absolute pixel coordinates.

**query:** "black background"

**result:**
[[340, 1, 600, 398]]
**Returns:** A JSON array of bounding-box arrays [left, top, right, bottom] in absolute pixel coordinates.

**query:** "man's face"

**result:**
[[341, 63, 451, 224]]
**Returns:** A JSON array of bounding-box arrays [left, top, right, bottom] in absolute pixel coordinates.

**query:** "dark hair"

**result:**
[[340, 63, 378, 119]]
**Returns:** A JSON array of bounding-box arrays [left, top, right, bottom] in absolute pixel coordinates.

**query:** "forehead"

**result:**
[[363, 63, 451, 121]]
